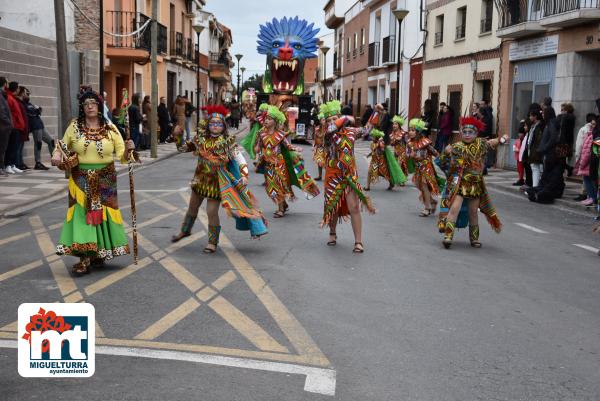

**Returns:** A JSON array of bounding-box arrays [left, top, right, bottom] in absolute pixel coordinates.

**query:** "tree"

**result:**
[[242, 73, 264, 92]]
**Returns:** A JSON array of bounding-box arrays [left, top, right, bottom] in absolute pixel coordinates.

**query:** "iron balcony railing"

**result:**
[[105, 11, 167, 54], [333, 51, 338, 71], [481, 17, 493, 32], [381, 35, 396, 64], [346, 50, 351, 62], [368, 42, 380, 67], [170, 31, 183, 58], [186, 38, 194, 61], [209, 51, 231, 66], [434, 31, 443, 45], [359, 44, 365, 55], [455, 24, 466, 39], [543, 0, 600, 16], [158, 24, 167, 54], [495, 0, 542, 29]]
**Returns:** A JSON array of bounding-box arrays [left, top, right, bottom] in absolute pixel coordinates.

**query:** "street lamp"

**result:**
[[320, 45, 330, 102], [234, 53, 243, 104], [392, 8, 409, 116], [240, 66, 246, 123], [193, 10, 209, 128]]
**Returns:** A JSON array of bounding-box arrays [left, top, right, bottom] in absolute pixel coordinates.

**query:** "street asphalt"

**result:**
[[0, 139, 599, 400]]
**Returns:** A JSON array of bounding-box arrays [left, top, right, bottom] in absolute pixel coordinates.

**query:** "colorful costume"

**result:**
[[312, 114, 327, 168], [178, 105, 267, 249], [366, 129, 406, 188], [320, 101, 375, 227], [389, 115, 409, 176], [407, 119, 440, 197], [56, 105, 130, 263], [256, 105, 320, 205], [438, 117, 504, 248]]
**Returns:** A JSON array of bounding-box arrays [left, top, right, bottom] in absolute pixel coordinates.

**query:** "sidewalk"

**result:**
[[481, 169, 596, 215], [0, 123, 251, 218]]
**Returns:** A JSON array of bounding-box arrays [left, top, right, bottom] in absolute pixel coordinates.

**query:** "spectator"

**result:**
[[574, 117, 598, 206], [421, 99, 434, 138], [556, 103, 576, 175], [173, 95, 186, 140], [230, 100, 241, 130], [140, 95, 151, 150], [435, 102, 453, 152], [573, 113, 596, 201], [110, 107, 125, 137], [23, 87, 54, 170], [103, 91, 112, 122], [513, 120, 527, 186], [158, 96, 171, 143], [527, 107, 565, 203], [14, 86, 30, 170], [347, 99, 353, 115], [184, 95, 195, 140], [361, 104, 373, 127], [128, 93, 142, 149], [4, 82, 27, 173], [478, 100, 495, 174], [379, 102, 391, 144], [526, 109, 544, 188], [0, 77, 12, 177], [471, 101, 480, 118]]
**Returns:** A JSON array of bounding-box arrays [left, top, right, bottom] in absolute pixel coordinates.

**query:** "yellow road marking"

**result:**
[[159, 257, 205, 292], [134, 298, 201, 340], [0, 260, 43, 282], [132, 211, 174, 230], [0, 232, 31, 247], [0, 218, 17, 228], [150, 197, 179, 212], [197, 212, 331, 367], [211, 270, 237, 291], [207, 296, 289, 353], [0, 321, 17, 332], [195, 286, 217, 302], [29, 216, 55, 256], [84, 257, 153, 297]]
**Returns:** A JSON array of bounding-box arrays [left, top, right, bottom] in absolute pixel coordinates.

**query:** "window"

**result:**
[[374, 15, 381, 42], [456, 7, 466, 40], [353, 33, 358, 50], [360, 28, 366, 54], [345, 90, 348, 105], [435, 15, 444, 45], [480, 0, 493, 33], [346, 37, 350, 61], [357, 88, 362, 115], [448, 90, 462, 131], [389, 9, 397, 36]]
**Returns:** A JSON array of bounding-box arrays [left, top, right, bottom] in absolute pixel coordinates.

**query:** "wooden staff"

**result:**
[[121, 88, 138, 264]]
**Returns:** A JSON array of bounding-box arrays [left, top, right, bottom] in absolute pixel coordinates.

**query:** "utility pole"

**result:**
[[54, 0, 72, 137], [150, 0, 158, 158], [99, 0, 104, 94]]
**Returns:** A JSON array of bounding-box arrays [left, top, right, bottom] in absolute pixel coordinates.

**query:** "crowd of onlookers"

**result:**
[[0, 76, 56, 176]]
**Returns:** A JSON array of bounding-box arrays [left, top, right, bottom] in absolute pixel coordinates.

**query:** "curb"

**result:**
[[0, 148, 181, 219]]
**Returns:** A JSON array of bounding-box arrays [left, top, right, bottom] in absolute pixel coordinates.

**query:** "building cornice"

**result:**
[[424, 47, 500, 70], [425, 0, 456, 11]]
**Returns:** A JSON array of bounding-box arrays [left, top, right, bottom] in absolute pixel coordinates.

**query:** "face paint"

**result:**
[[462, 127, 477, 142], [208, 118, 224, 135]]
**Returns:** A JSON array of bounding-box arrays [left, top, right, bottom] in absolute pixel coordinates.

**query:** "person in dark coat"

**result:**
[[361, 104, 373, 127], [524, 109, 544, 188], [0, 77, 13, 176], [24, 88, 54, 170], [128, 93, 142, 150], [158, 96, 171, 143], [421, 99, 435, 138], [557, 103, 576, 175]]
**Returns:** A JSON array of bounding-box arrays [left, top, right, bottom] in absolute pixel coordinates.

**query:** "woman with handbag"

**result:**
[[53, 89, 136, 275]]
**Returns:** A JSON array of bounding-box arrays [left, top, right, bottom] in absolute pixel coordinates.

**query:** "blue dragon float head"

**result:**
[[257, 16, 320, 95]]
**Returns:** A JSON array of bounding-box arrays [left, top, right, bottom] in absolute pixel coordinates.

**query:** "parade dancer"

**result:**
[[54, 89, 135, 275], [406, 118, 440, 217], [389, 115, 409, 177], [254, 105, 320, 218], [313, 113, 327, 181], [365, 128, 406, 191], [171, 105, 267, 253], [438, 117, 509, 249], [320, 100, 375, 253]]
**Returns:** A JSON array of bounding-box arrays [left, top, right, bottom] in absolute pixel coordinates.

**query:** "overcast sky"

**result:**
[[204, 1, 330, 78]]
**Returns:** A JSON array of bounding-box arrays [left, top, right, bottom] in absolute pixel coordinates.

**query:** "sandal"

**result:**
[[419, 209, 431, 217], [470, 241, 482, 248], [353, 242, 364, 253], [203, 244, 217, 254], [273, 210, 285, 218], [171, 232, 191, 243], [72, 258, 91, 276], [90, 257, 105, 268], [327, 232, 337, 246], [315, 176, 322, 181], [387, 184, 394, 191]]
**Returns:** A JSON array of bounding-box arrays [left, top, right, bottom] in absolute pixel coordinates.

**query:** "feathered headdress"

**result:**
[[319, 103, 330, 118], [370, 129, 385, 139], [317, 112, 325, 120], [257, 17, 320, 58], [409, 118, 427, 132], [392, 115, 405, 126], [459, 116, 485, 133], [326, 100, 341, 117], [266, 105, 286, 124], [204, 105, 230, 121]]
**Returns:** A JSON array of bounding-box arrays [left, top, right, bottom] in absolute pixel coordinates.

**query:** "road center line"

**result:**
[[573, 244, 600, 254], [0, 340, 336, 396], [514, 223, 549, 234]]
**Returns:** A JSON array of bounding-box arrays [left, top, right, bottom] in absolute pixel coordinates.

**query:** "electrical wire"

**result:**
[[67, 0, 152, 38]]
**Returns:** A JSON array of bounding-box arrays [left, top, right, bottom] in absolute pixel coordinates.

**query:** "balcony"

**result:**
[[185, 38, 194, 62], [455, 24, 466, 40], [367, 42, 380, 68], [359, 44, 365, 55], [324, 0, 344, 29], [105, 11, 167, 60], [170, 31, 184, 58], [434, 31, 443, 45], [185, 0, 195, 18], [540, 0, 600, 27], [209, 51, 232, 82], [381, 36, 396, 64], [496, 0, 546, 38], [480, 17, 492, 33]]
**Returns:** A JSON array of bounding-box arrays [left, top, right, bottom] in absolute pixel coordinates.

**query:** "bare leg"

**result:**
[[172, 191, 204, 242], [443, 194, 464, 249], [346, 190, 363, 252], [419, 181, 432, 216], [316, 166, 323, 180], [327, 214, 338, 246], [204, 199, 221, 252]]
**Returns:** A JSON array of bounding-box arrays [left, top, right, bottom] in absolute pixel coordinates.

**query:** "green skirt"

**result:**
[[56, 163, 130, 260]]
